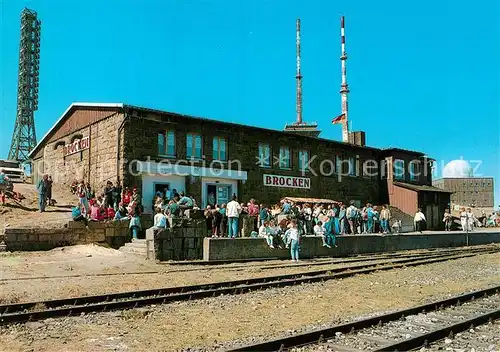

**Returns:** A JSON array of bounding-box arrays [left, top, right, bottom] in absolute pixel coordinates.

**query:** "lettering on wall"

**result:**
[[263, 174, 311, 189], [63, 136, 90, 157]]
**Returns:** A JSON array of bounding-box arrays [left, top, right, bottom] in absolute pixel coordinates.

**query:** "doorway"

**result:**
[[205, 184, 232, 207]]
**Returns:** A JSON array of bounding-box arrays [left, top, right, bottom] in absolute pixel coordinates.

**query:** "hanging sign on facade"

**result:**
[[64, 136, 90, 157], [263, 174, 311, 189]]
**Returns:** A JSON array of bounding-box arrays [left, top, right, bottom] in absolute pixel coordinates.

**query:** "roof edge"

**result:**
[[28, 102, 123, 159]]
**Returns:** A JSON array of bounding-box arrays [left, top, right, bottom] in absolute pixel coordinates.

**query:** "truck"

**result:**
[[0, 159, 27, 183]]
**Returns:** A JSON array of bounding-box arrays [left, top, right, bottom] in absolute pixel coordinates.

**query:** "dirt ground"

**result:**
[[0, 182, 75, 229], [0, 244, 464, 303], [0, 250, 498, 351]]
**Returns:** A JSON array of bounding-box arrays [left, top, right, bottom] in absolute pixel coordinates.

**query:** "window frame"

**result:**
[[393, 159, 405, 180], [258, 143, 271, 168], [212, 136, 227, 162], [409, 160, 420, 181], [279, 146, 292, 170], [158, 130, 176, 158], [186, 133, 203, 160], [298, 150, 309, 172]]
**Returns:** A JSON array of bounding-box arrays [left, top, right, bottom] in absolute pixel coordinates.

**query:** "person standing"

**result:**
[[285, 220, 300, 262], [46, 175, 53, 206], [459, 207, 467, 232], [0, 169, 8, 205], [37, 174, 48, 212], [129, 209, 142, 240], [346, 201, 357, 235], [380, 205, 391, 234], [226, 195, 242, 238], [219, 203, 228, 236], [414, 208, 426, 233], [443, 208, 453, 231], [338, 204, 347, 235], [103, 181, 114, 209], [77, 180, 89, 216]]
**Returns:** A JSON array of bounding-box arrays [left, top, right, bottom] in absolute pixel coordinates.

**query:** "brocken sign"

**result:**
[[63, 136, 90, 157], [263, 174, 311, 189]]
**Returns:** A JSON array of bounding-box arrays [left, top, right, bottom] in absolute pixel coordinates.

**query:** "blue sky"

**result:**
[[1, 0, 499, 204]]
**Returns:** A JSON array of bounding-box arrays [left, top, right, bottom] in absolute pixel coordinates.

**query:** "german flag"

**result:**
[[332, 113, 345, 124]]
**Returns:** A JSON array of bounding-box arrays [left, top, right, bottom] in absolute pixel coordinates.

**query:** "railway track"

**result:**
[[0, 248, 497, 325], [1, 246, 494, 282], [228, 285, 500, 352]]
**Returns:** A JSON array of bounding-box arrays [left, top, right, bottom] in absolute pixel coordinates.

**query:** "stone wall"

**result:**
[[32, 110, 125, 193], [203, 231, 500, 261], [146, 217, 206, 261], [1, 220, 131, 251]]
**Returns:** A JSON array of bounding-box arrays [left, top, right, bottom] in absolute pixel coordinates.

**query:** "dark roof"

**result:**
[[393, 181, 453, 193], [125, 104, 382, 152]]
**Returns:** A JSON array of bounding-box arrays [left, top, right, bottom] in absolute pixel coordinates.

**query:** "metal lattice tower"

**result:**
[[8, 8, 41, 162]]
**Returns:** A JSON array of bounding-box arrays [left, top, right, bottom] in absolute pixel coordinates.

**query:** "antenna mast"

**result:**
[[296, 18, 303, 124], [340, 15, 350, 143]]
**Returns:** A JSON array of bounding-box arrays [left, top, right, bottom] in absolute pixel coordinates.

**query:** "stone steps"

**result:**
[[119, 239, 148, 257]]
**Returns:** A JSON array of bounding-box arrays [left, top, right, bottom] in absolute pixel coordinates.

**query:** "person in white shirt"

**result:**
[[465, 208, 477, 232], [153, 208, 167, 229], [226, 195, 242, 238], [258, 221, 274, 248], [313, 221, 331, 248], [414, 208, 426, 233], [285, 220, 300, 262]]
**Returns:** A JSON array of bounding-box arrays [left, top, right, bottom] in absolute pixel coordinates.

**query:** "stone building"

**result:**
[[29, 102, 451, 228], [433, 177, 495, 209]]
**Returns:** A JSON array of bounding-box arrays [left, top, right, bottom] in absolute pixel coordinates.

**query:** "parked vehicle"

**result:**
[[0, 159, 26, 183]]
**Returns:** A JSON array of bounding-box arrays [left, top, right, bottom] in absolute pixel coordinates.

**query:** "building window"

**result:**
[[409, 161, 420, 181], [347, 157, 356, 176], [335, 156, 342, 174], [393, 159, 405, 180], [298, 150, 309, 171], [158, 131, 175, 157], [279, 146, 291, 169], [186, 133, 202, 159], [258, 143, 271, 167], [212, 137, 227, 161]]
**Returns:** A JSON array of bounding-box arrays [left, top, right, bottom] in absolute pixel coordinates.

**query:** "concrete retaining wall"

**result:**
[[203, 231, 500, 261], [146, 217, 206, 261]]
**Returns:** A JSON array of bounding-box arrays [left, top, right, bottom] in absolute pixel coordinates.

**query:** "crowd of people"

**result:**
[[70, 179, 143, 239]]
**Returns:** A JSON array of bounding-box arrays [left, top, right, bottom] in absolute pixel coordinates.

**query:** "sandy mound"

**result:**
[[50, 244, 123, 257]]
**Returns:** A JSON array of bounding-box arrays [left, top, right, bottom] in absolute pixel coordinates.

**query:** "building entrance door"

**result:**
[[206, 184, 232, 207]]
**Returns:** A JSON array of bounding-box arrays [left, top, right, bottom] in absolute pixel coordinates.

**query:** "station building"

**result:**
[[29, 103, 451, 229]]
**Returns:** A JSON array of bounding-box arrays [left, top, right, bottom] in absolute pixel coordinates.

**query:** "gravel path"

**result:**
[[0, 252, 498, 352], [1, 245, 480, 303]]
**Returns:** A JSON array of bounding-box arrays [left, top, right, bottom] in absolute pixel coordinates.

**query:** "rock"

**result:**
[[444, 338, 452, 344]]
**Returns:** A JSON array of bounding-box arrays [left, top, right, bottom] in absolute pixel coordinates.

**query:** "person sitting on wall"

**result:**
[[122, 187, 132, 206], [167, 199, 180, 217], [323, 215, 338, 248], [258, 221, 274, 249], [72, 204, 89, 229], [154, 207, 168, 229], [106, 206, 116, 221], [114, 202, 129, 221], [90, 199, 106, 221], [314, 221, 331, 248], [177, 192, 194, 214]]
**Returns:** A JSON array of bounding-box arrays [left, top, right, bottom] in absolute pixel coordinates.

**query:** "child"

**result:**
[[129, 209, 142, 240], [285, 220, 300, 262], [258, 221, 274, 249], [314, 221, 331, 248]]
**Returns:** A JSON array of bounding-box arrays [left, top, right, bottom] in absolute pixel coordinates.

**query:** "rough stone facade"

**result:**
[[30, 104, 441, 216], [31, 106, 126, 192], [2, 220, 130, 251], [146, 217, 206, 261]]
